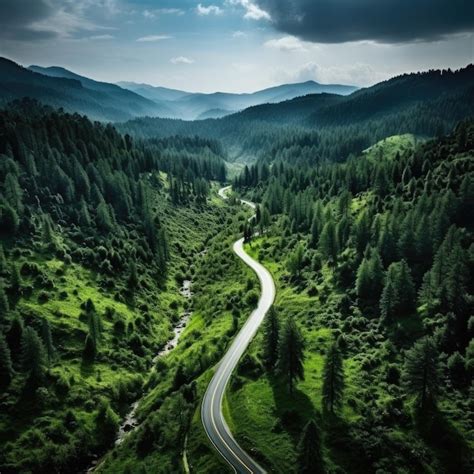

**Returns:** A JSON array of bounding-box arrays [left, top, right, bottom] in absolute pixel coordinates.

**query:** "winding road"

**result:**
[[201, 186, 275, 473]]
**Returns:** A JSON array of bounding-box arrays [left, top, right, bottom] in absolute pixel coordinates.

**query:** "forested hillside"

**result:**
[[227, 123, 473, 473], [119, 66, 474, 161], [0, 99, 228, 472], [0, 58, 167, 122]]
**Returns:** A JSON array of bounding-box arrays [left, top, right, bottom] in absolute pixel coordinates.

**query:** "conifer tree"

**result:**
[[0, 334, 13, 390], [277, 318, 305, 394], [262, 307, 279, 371], [41, 319, 55, 367], [322, 342, 345, 413], [21, 327, 46, 385], [318, 220, 338, 262], [402, 336, 440, 411]]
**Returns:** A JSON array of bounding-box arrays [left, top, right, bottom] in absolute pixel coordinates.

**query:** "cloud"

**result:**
[[196, 4, 223, 16], [171, 56, 195, 64], [143, 8, 184, 19], [232, 30, 247, 38], [136, 35, 172, 42], [0, 0, 113, 41], [285, 62, 388, 86], [264, 35, 310, 52], [0, 0, 116, 40], [87, 34, 114, 40], [228, 0, 271, 20], [254, 0, 474, 43]]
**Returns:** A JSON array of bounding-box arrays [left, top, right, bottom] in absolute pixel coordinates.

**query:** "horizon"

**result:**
[[0, 0, 472, 93], [4, 54, 474, 96]]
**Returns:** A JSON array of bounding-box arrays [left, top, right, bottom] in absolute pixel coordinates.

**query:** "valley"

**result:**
[[0, 58, 472, 474]]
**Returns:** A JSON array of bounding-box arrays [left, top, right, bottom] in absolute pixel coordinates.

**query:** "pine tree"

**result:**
[[262, 307, 279, 371], [0, 244, 7, 275], [4, 173, 23, 215], [277, 318, 305, 393], [318, 220, 338, 262], [0, 334, 13, 390], [21, 327, 46, 385], [41, 319, 55, 367], [6, 316, 23, 363], [297, 419, 325, 474], [402, 336, 439, 411], [355, 257, 371, 300], [287, 243, 305, 278], [96, 399, 119, 449], [0, 283, 9, 318], [322, 342, 344, 413], [10, 263, 21, 293]]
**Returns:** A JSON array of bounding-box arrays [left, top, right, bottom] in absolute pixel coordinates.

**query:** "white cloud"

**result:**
[[88, 34, 114, 40], [228, 0, 270, 20], [136, 35, 172, 42], [264, 35, 310, 52], [287, 62, 388, 86], [196, 4, 223, 16], [30, 8, 114, 38], [143, 8, 184, 19], [232, 30, 247, 38], [171, 56, 195, 64]]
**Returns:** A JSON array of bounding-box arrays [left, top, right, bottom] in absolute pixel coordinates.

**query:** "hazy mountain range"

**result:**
[[0, 58, 357, 122]]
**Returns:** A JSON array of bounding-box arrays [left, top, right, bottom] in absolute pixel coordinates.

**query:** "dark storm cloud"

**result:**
[[0, 0, 57, 40], [256, 0, 474, 43]]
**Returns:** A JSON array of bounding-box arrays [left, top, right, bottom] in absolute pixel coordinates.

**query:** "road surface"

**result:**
[[201, 186, 275, 473]]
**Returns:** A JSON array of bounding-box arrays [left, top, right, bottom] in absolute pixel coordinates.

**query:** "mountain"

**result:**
[[0, 58, 168, 122], [117, 81, 191, 102], [117, 79, 358, 120], [118, 65, 474, 161]]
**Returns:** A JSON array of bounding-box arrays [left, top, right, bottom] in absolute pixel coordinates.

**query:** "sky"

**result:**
[[0, 0, 473, 93]]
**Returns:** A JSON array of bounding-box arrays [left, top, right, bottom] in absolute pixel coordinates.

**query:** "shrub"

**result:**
[[245, 290, 259, 306], [37, 291, 49, 303]]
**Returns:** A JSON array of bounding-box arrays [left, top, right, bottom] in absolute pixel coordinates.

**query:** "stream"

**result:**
[[86, 279, 193, 471]]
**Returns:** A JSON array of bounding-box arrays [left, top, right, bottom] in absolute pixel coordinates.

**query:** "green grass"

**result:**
[[363, 134, 420, 161]]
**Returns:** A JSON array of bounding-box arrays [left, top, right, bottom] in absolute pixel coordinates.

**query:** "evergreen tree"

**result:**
[[262, 307, 279, 371], [4, 173, 23, 214], [322, 342, 345, 413], [277, 318, 305, 393], [6, 316, 23, 362], [21, 327, 46, 385], [10, 264, 21, 293], [402, 336, 440, 411], [128, 261, 139, 289], [287, 243, 305, 278], [95, 399, 119, 449], [318, 220, 338, 262], [0, 334, 13, 390], [0, 284, 9, 317], [297, 419, 325, 474], [41, 319, 55, 367]]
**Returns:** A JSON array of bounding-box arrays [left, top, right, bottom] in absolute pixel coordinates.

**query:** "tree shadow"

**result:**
[[80, 360, 95, 378], [268, 374, 319, 443], [415, 406, 472, 474], [322, 412, 375, 474]]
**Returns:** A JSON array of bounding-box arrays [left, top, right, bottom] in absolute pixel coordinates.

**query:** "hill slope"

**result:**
[[0, 58, 165, 122], [119, 65, 474, 160]]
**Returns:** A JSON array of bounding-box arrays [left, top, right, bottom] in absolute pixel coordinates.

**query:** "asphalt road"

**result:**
[[201, 186, 275, 473]]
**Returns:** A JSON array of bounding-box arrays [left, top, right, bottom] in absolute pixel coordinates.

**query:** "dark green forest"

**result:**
[[0, 99, 231, 472], [228, 123, 473, 473], [0, 63, 472, 474]]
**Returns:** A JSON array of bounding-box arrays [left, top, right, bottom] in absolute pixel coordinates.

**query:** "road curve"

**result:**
[[201, 186, 275, 473]]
